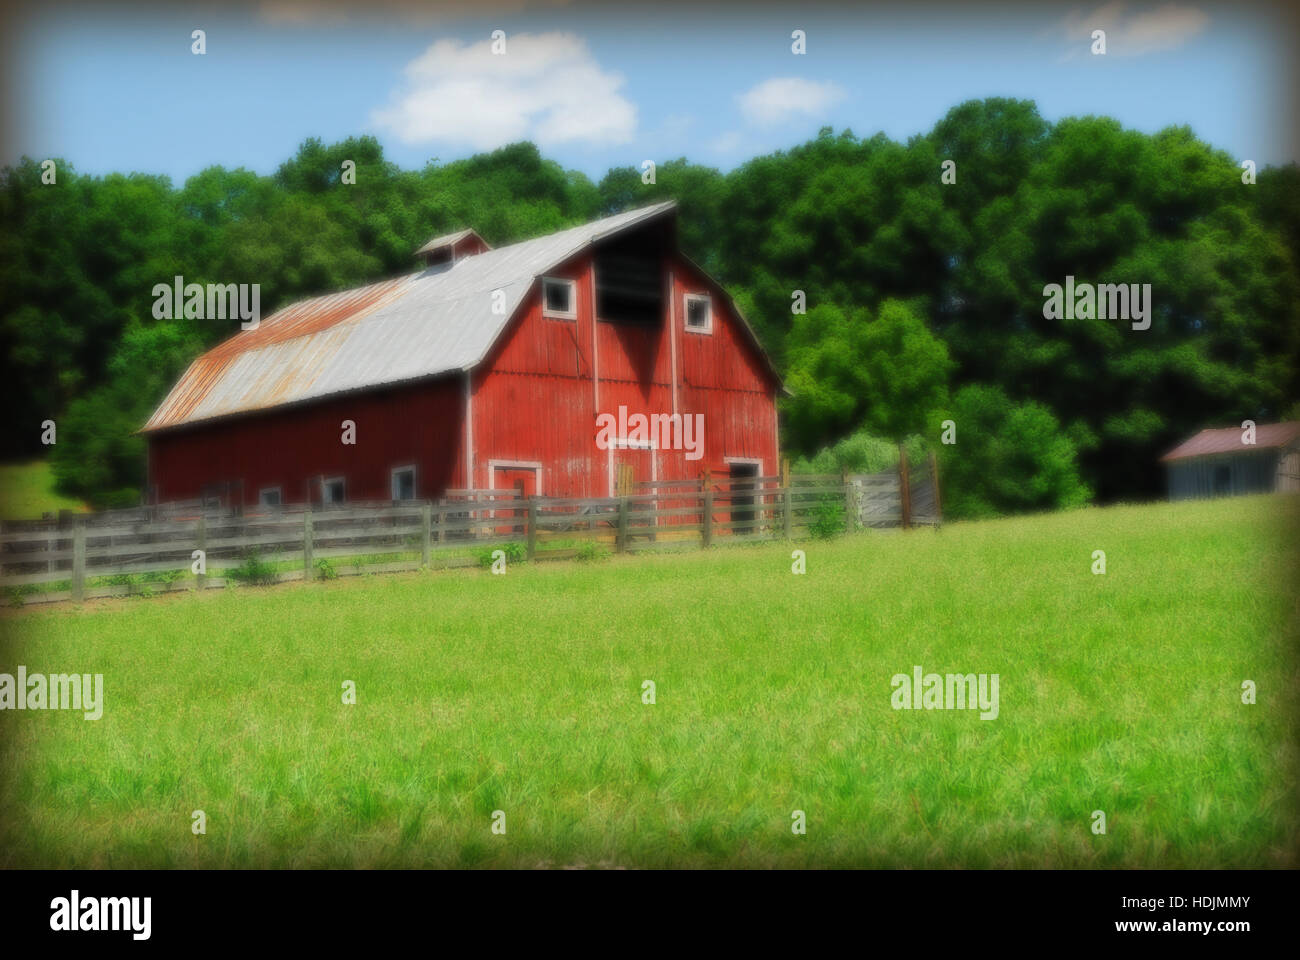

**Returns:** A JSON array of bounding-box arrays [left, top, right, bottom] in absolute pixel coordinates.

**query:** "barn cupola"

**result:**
[[414, 228, 492, 272]]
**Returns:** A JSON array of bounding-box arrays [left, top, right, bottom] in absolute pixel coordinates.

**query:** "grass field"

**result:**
[[1, 495, 1296, 868], [0, 460, 88, 520]]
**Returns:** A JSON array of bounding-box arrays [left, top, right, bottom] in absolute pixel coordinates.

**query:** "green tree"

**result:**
[[936, 384, 1091, 519], [50, 320, 202, 508], [784, 299, 952, 452]]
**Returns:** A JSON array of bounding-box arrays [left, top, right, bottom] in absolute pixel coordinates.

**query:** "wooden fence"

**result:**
[[1, 474, 887, 605]]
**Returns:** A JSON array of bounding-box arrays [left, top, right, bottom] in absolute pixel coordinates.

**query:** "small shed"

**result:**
[[1159, 421, 1300, 500]]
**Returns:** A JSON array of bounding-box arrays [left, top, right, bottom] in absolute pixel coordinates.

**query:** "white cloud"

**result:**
[[737, 77, 845, 127], [1061, 3, 1210, 57], [371, 32, 636, 149], [708, 130, 745, 155]]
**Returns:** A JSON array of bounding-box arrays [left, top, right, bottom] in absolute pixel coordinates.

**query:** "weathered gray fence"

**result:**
[[0, 474, 886, 605], [850, 450, 943, 528]]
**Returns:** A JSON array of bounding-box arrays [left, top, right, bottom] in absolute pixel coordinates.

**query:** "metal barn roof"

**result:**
[[143, 202, 678, 433], [1160, 421, 1300, 462]]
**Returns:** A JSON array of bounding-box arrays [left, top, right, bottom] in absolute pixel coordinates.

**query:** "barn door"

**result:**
[[492, 465, 537, 536], [609, 443, 655, 497], [729, 462, 759, 534]]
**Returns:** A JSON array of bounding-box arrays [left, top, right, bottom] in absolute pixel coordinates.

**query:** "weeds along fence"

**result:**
[[0, 474, 897, 605]]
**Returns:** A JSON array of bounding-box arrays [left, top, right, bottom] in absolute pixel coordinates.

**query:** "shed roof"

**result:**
[[144, 202, 704, 434], [414, 228, 489, 257], [1159, 421, 1300, 462]]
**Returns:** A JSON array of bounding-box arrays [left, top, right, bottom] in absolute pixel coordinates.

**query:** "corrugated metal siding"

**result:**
[[1166, 450, 1282, 500], [146, 276, 416, 429]]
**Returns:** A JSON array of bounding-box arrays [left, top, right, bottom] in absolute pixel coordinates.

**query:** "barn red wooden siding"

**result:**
[[147, 376, 466, 504], [472, 251, 777, 497]]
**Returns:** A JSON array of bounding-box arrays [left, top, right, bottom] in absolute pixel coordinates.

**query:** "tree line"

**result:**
[[2, 98, 1296, 515]]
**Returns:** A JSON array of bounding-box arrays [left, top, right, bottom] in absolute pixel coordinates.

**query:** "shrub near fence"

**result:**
[[0, 470, 937, 605]]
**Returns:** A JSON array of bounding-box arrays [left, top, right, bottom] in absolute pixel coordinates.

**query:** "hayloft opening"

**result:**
[[595, 229, 665, 327]]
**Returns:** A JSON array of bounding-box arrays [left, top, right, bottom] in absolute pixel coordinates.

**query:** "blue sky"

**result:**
[[8, 1, 1294, 185]]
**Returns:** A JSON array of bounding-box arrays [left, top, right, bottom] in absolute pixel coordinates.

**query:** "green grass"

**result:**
[[0, 459, 88, 520], [1, 495, 1295, 868]]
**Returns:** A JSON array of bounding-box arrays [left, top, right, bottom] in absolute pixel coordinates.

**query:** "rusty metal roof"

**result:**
[[1160, 421, 1300, 462], [143, 202, 678, 433]]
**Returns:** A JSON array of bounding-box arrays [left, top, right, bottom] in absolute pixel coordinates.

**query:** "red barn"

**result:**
[[142, 202, 783, 507]]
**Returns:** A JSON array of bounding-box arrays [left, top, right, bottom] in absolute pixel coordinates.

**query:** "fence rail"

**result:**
[[1, 457, 939, 604]]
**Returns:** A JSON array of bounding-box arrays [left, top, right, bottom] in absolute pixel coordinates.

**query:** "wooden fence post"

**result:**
[[783, 485, 793, 540], [303, 509, 314, 580], [196, 514, 207, 590], [616, 497, 628, 553], [526, 499, 537, 561], [421, 503, 432, 566], [702, 485, 713, 549], [71, 517, 86, 603], [929, 451, 943, 528], [899, 444, 912, 530]]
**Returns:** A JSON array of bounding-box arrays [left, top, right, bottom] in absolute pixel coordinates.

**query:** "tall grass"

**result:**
[[1, 495, 1295, 868]]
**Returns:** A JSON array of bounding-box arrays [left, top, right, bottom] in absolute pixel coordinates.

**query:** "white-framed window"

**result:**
[[542, 276, 577, 320], [321, 476, 346, 505], [391, 465, 416, 501], [258, 486, 282, 506], [684, 293, 713, 334]]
